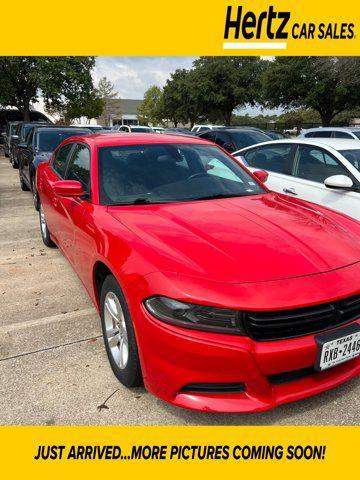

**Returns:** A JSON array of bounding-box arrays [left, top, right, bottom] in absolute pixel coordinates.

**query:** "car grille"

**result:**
[[243, 294, 360, 341]]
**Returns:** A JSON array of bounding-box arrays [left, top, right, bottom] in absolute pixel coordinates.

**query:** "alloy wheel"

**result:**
[[104, 291, 129, 369]]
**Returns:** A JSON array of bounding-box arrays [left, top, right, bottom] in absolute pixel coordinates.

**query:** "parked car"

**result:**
[[17, 126, 91, 209], [153, 127, 165, 134], [266, 130, 289, 140], [165, 127, 191, 134], [283, 127, 299, 135], [198, 128, 272, 153], [2, 121, 21, 157], [191, 125, 224, 133], [112, 125, 154, 133], [0, 109, 51, 144], [10, 121, 50, 168], [234, 138, 360, 220], [298, 127, 360, 140], [36, 132, 360, 413]]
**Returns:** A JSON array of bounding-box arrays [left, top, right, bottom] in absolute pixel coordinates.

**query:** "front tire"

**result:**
[[39, 203, 56, 248], [100, 275, 142, 388], [31, 176, 39, 210]]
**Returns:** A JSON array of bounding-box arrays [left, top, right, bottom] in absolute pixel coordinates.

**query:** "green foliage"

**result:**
[[137, 85, 163, 125], [262, 57, 360, 126], [192, 57, 266, 125], [0, 56, 96, 121], [97, 77, 118, 99]]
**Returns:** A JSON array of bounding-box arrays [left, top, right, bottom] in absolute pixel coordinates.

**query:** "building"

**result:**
[[96, 98, 143, 127]]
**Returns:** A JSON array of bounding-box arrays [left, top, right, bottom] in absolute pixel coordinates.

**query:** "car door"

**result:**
[[238, 143, 296, 193], [42, 142, 75, 243], [20, 128, 35, 185], [288, 144, 360, 219], [60, 143, 92, 266]]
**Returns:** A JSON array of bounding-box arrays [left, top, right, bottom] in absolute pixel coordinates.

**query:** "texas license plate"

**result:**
[[315, 323, 360, 372]]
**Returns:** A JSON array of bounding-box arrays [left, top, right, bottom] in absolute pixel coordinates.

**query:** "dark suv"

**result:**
[[0, 109, 50, 145], [198, 128, 271, 153], [18, 126, 91, 209], [2, 121, 21, 157], [10, 121, 52, 168]]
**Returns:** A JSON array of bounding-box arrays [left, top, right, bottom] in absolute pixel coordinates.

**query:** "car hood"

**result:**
[[108, 193, 360, 283]]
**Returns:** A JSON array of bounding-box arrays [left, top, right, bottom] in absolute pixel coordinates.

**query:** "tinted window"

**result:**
[[98, 143, 264, 205], [351, 131, 360, 139], [333, 131, 353, 139], [293, 145, 348, 183], [305, 130, 332, 138], [52, 143, 73, 178], [200, 131, 216, 142], [339, 149, 360, 172], [215, 131, 232, 148], [198, 127, 210, 132], [66, 144, 91, 190], [131, 127, 152, 133], [37, 130, 89, 152], [231, 131, 270, 149], [244, 144, 293, 174]]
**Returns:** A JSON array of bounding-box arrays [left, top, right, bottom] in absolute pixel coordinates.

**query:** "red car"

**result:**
[[36, 133, 360, 412]]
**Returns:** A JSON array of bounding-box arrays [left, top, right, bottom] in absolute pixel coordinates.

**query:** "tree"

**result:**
[[162, 69, 202, 128], [97, 76, 118, 99], [48, 90, 104, 124], [262, 57, 360, 126], [0, 56, 96, 121], [137, 85, 163, 125], [191, 57, 266, 125]]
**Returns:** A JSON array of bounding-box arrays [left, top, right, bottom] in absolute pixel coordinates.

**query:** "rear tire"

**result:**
[[39, 203, 56, 248], [100, 275, 142, 388]]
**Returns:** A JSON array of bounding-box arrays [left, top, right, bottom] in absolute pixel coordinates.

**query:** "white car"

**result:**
[[283, 127, 299, 135], [191, 125, 224, 133], [298, 127, 360, 140], [234, 139, 360, 220], [112, 125, 154, 133]]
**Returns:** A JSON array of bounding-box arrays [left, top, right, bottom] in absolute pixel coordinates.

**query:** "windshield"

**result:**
[[339, 149, 360, 172], [351, 131, 360, 139], [37, 130, 88, 151], [98, 143, 265, 205], [231, 131, 270, 148]]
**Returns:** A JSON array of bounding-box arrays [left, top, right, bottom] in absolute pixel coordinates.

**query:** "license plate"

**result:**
[[315, 323, 360, 372]]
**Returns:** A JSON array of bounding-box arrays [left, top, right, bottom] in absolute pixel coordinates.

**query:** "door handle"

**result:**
[[283, 187, 298, 196]]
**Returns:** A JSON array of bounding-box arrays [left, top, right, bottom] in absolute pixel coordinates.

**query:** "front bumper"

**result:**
[[125, 265, 360, 412]]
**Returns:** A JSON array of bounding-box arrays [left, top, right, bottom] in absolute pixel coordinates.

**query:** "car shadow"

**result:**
[[154, 376, 360, 425]]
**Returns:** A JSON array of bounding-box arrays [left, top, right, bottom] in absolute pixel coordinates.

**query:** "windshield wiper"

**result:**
[[108, 198, 174, 206], [188, 193, 251, 201]]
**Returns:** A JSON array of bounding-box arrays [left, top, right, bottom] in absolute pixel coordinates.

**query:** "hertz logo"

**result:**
[[223, 5, 355, 50]]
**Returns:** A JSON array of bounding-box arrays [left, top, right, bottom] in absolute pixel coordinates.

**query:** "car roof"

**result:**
[[65, 132, 212, 147], [36, 126, 90, 132], [303, 126, 360, 132], [234, 138, 360, 154]]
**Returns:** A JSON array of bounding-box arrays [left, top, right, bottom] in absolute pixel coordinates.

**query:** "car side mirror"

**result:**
[[53, 180, 85, 198], [253, 170, 269, 183], [17, 142, 27, 149], [324, 175, 353, 190], [223, 142, 236, 153]]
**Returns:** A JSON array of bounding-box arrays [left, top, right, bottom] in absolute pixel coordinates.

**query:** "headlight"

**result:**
[[144, 296, 245, 335]]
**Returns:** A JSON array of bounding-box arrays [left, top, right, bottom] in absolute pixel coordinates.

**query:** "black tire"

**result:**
[[100, 275, 142, 387], [19, 166, 30, 191], [39, 202, 56, 248], [4, 151, 9, 158], [31, 175, 39, 211]]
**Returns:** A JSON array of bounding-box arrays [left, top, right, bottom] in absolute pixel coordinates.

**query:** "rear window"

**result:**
[[231, 131, 270, 148], [37, 130, 89, 152]]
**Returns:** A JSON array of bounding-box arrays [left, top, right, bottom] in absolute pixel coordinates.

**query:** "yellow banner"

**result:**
[[0, 426, 358, 478], [1, 0, 359, 55]]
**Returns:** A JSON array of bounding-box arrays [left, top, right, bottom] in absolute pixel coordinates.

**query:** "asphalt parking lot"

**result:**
[[0, 151, 359, 426]]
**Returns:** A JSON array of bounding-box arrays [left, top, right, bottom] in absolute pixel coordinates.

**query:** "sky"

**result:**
[[93, 57, 281, 116]]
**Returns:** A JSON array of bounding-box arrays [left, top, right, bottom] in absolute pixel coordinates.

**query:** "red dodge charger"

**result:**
[[36, 133, 360, 412]]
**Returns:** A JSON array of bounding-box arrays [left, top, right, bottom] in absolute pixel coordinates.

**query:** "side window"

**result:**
[[52, 143, 73, 178], [309, 130, 333, 138], [65, 144, 91, 191], [304, 132, 315, 138], [293, 145, 348, 183], [334, 131, 353, 139], [244, 144, 293, 174]]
